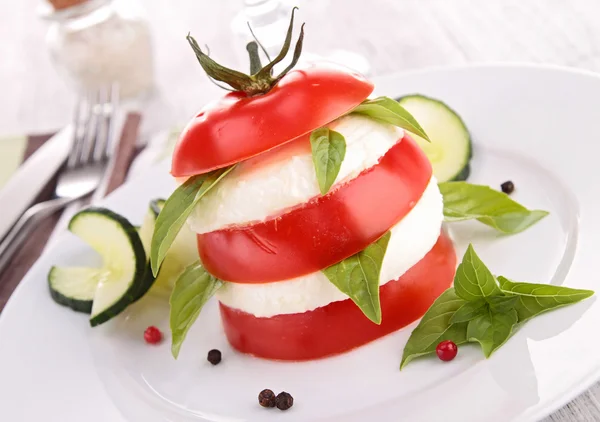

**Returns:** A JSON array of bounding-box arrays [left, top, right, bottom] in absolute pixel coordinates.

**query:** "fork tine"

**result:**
[[92, 85, 110, 162], [79, 90, 101, 165], [93, 83, 119, 161], [105, 83, 120, 158], [67, 96, 87, 168]]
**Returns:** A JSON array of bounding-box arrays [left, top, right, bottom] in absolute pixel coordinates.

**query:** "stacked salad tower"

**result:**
[[153, 10, 457, 360], [49, 9, 593, 371]]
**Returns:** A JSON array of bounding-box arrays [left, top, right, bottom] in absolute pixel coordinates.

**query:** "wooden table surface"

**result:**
[[2, 0, 600, 420]]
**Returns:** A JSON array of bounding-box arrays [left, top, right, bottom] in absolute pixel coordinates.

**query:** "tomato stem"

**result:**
[[246, 42, 263, 75], [271, 23, 305, 85], [247, 21, 272, 62], [253, 7, 298, 79], [186, 7, 305, 96]]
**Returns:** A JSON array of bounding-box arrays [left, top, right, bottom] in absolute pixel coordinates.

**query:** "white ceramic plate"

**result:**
[[2, 64, 600, 422]]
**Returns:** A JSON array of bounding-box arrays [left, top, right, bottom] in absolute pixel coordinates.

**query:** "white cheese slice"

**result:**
[[216, 176, 444, 317], [188, 115, 403, 234]]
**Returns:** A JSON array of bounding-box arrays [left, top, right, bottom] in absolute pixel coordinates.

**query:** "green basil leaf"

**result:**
[[170, 261, 223, 359], [150, 166, 235, 276], [487, 295, 519, 313], [498, 276, 594, 323], [310, 127, 346, 195], [439, 182, 549, 234], [323, 232, 391, 324], [449, 298, 487, 324], [401, 289, 468, 369], [351, 96, 430, 141], [467, 308, 518, 358], [454, 244, 502, 301]]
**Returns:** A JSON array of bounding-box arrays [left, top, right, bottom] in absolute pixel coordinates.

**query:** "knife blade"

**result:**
[[0, 126, 72, 242]]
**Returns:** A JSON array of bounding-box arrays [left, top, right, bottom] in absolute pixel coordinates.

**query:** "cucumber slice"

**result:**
[[138, 198, 197, 297], [48, 266, 104, 313], [68, 207, 147, 326], [397, 95, 472, 182]]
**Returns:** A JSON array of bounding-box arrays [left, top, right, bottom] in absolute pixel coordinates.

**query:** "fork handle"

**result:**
[[0, 197, 73, 276]]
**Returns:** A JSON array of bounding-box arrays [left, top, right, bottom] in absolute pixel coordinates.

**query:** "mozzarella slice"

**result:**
[[188, 115, 403, 234], [216, 177, 444, 317]]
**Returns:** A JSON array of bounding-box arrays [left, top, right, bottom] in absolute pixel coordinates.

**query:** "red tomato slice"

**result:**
[[219, 232, 456, 361], [171, 65, 373, 177], [197, 134, 432, 283]]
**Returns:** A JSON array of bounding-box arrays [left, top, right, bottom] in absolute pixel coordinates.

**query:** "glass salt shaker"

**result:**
[[41, 0, 154, 99]]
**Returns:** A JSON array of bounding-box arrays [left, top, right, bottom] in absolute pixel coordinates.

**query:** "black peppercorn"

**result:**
[[207, 349, 221, 365], [258, 389, 276, 408], [501, 180, 515, 194], [276, 391, 294, 411]]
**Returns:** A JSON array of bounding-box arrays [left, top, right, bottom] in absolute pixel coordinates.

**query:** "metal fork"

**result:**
[[0, 85, 119, 274]]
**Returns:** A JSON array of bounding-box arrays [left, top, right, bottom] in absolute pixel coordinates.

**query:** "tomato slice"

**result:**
[[219, 232, 456, 361], [171, 65, 373, 177], [197, 134, 432, 283]]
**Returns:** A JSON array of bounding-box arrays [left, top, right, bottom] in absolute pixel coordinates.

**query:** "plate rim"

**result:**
[[2, 62, 600, 422]]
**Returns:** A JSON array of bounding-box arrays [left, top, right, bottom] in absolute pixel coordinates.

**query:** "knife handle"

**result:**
[[0, 197, 71, 276]]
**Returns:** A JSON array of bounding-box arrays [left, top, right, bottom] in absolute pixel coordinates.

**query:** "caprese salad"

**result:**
[[48, 8, 592, 374]]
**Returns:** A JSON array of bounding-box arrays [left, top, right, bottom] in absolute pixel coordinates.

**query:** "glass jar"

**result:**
[[42, 0, 154, 99], [230, 0, 370, 76], [231, 0, 289, 60]]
